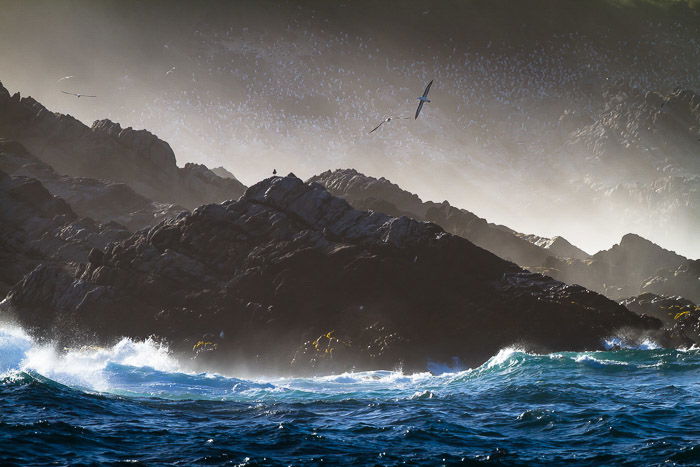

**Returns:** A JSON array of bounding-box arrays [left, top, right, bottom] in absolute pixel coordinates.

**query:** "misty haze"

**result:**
[[2, 0, 698, 257], [0, 1, 699, 465]]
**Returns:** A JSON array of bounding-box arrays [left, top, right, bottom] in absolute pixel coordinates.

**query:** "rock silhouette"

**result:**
[[3, 175, 666, 374]]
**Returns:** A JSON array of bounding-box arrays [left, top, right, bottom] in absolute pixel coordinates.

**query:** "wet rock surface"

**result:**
[[620, 293, 699, 344], [310, 169, 698, 303], [0, 169, 130, 296], [3, 175, 668, 374]]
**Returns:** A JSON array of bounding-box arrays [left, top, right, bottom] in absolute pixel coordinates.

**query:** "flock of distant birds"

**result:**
[[57, 73, 434, 134]]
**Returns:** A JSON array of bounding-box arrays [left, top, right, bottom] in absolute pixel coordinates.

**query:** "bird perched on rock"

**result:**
[[273, 169, 277, 175], [415, 80, 433, 119]]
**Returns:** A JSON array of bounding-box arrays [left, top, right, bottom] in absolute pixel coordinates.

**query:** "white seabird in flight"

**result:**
[[369, 116, 409, 134], [56, 75, 75, 82], [415, 80, 433, 119], [166, 66, 176, 75], [61, 91, 96, 98]]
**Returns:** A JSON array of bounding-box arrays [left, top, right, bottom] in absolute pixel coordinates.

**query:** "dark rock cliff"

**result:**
[[0, 169, 130, 296], [310, 169, 698, 303], [2, 175, 666, 374], [309, 169, 555, 267]]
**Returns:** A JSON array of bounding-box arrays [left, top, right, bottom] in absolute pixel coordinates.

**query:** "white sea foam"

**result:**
[[2, 322, 690, 401], [573, 354, 630, 368], [484, 346, 528, 368], [603, 337, 661, 350], [0, 323, 181, 392]]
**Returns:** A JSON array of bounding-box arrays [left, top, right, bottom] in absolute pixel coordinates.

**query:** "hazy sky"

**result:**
[[1, 0, 698, 257]]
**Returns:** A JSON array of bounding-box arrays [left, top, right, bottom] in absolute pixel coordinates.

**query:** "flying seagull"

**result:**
[[61, 91, 96, 98], [166, 66, 176, 76], [415, 80, 433, 119], [369, 116, 409, 134], [56, 75, 74, 82]]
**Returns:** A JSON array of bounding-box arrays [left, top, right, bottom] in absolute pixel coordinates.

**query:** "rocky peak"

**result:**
[[211, 166, 239, 181], [3, 172, 669, 373], [611, 233, 685, 264], [0, 140, 187, 231], [241, 174, 442, 248], [517, 233, 591, 261], [311, 168, 555, 267], [0, 82, 246, 209], [308, 168, 426, 217], [91, 119, 123, 136]]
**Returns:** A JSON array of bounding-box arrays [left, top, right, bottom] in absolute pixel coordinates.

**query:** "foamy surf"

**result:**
[[2, 323, 699, 403], [2, 324, 700, 465]]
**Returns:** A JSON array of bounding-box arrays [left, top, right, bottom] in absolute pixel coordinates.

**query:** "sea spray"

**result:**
[[2, 322, 700, 464]]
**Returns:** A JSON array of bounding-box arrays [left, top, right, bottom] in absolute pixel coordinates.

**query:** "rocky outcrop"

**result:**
[[0, 140, 186, 231], [211, 166, 240, 181], [557, 234, 695, 301], [507, 234, 698, 303], [641, 260, 700, 304], [0, 169, 130, 296], [620, 293, 699, 344], [516, 234, 590, 261], [310, 169, 698, 303], [2, 175, 670, 374], [309, 169, 556, 267], [0, 82, 246, 209]]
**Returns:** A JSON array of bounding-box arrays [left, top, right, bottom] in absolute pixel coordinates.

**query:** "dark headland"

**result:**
[[1, 81, 698, 375]]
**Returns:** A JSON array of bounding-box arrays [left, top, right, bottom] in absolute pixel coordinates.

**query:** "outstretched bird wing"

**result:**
[[61, 91, 78, 97], [82, 95, 97, 98], [369, 120, 387, 134], [414, 101, 425, 119], [422, 80, 433, 99]]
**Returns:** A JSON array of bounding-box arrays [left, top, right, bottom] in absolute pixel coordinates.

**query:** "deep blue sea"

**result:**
[[1, 324, 699, 466]]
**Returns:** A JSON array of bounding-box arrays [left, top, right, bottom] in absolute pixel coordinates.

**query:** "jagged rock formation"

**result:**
[[310, 169, 699, 303], [309, 169, 556, 267], [211, 166, 240, 181], [515, 234, 590, 261], [620, 293, 699, 344], [552, 234, 699, 302], [0, 140, 186, 231], [641, 260, 700, 305], [2, 175, 670, 374], [0, 169, 130, 296], [0, 82, 246, 209]]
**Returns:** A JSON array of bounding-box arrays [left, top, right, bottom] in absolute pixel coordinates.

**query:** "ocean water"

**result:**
[[1, 324, 699, 466]]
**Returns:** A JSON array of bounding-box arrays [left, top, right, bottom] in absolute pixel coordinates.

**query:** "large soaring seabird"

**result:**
[[415, 80, 433, 119]]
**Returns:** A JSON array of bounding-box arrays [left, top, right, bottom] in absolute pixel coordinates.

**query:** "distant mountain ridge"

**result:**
[[1, 174, 670, 373], [310, 168, 699, 302], [0, 83, 697, 371], [0, 140, 186, 231], [0, 82, 246, 210]]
